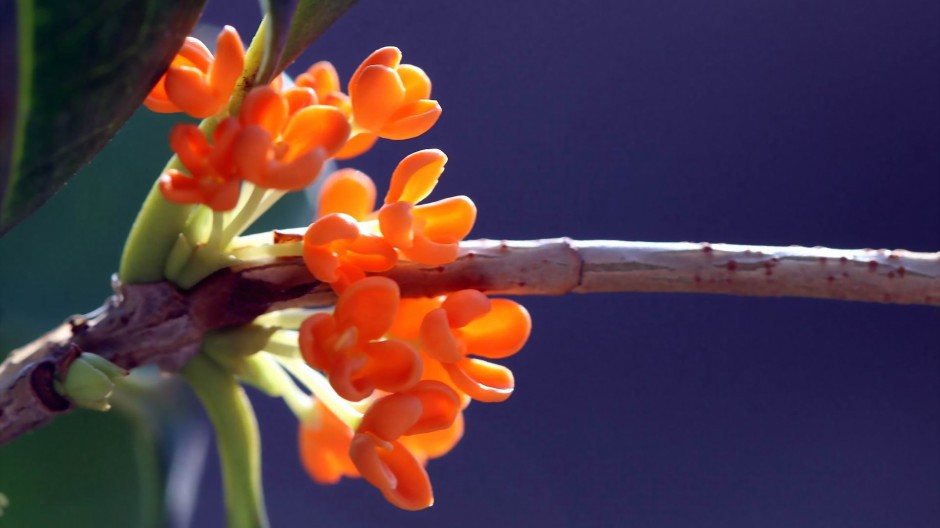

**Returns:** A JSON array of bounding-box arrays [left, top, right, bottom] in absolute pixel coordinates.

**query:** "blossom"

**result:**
[[233, 86, 350, 191], [302, 213, 397, 290], [401, 290, 531, 403], [158, 120, 241, 211], [349, 47, 442, 141], [299, 399, 359, 484], [145, 26, 245, 118], [299, 277, 422, 402], [349, 381, 461, 510], [377, 150, 476, 265]]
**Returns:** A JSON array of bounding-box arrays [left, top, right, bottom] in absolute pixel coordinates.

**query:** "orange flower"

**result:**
[[158, 119, 242, 211], [316, 169, 377, 222], [299, 399, 359, 484], [296, 61, 352, 115], [332, 47, 441, 160], [377, 150, 477, 265], [232, 86, 350, 191], [145, 26, 245, 118], [417, 290, 531, 403], [299, 277, 421, 401], [349, 47, 441, 140], [350, 381, 460, 510], [302, 213, 397, 290]]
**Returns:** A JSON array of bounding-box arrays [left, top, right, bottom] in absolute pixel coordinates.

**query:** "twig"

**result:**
[[1, 238, 937, 445]]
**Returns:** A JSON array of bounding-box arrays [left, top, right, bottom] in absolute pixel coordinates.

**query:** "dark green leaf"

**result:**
[[0, 0, 208, 238], [255, 0, 298, 85], [272, 0, 364, 73]]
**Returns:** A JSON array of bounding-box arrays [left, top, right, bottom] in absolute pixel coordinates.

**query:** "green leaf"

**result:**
[[0, 0, 208, 238], [259, 0, 359, 83]]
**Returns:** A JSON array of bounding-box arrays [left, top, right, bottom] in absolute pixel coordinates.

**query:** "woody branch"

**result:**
[[1, 237, 937, 445]]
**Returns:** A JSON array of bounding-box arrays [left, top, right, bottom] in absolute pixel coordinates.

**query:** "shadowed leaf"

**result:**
[[0, 0, 208, 237], [261, 0, 359, 80]]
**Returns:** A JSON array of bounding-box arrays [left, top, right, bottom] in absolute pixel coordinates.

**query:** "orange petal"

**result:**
[[239, 86, 288, 136], [401, 380, 460, 436], [282, 105, 351, 159], [322, 91, 352, 117], [231, 126, 274, 187], [177, 36, 213, 71], [384, 149, 447, 205], [168, 124, 211, 174], [205, 178, 242, 212], [317, 169, 376, 221], [443, 358, 514, 403], [334, 132, 377, 160], [419, 308, 464, 364], [442, 289, 491, 328], [298, 313, 338, 370], [283, 86, 319, 115], [402, 232, 459, 266], [459, 299, 531, 359], [377, 201, 415, 249], [304, 213, 360, 246], [209, 117, 241, 175], [334, 276, 400, 340], [349, 434, 433, 511], [397, 64, 432, 102], [328, 353, 374, 402], [351, 65, 405, 132], [165, 66, 217, 118], [345, 234, 398, 272], [413, 196, 477, 243], [418, 353, 472, 410], [297, 61, 342, 96], [361, 339, 423, 394], [388, 297, 442, 340], [303, 243, 343, 283], [208, 25, 245, 104], [379, 99, 442, 140], [158, 170, 203, 205], [265, 151, 327, 191], [401, 411, 463, 463], [349, 46, 402, 96], [299, 400, 359, 483], [358, 393, 422, 441]]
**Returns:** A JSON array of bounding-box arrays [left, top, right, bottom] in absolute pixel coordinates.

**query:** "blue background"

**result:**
[[1, 1, 938, 527]]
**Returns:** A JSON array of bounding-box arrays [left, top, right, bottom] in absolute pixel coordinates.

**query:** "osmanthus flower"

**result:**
[[305, 149, 477, 270], [295, 61, 351, 115], [350, 381, 461, 510], [158, 119, 242, 211], [144, 26, 245, 118], [302, 213, 397, 291], [299, 399, 360, 484], [233, 86, 350, 191], [378, 150, 477, 265], [395, 290, 532, 403], [333, 47, 442, 159], [299, 277, 422, 402]]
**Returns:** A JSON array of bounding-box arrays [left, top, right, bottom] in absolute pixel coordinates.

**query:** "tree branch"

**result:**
[[2, 238, 937, 445]]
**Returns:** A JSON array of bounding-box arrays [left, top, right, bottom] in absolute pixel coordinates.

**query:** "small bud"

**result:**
[[58, 353, 128, 411]]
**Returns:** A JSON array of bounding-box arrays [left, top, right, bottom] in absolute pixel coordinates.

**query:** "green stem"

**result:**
[[181, 354, 268, 528], [220, 185, 266, 248]]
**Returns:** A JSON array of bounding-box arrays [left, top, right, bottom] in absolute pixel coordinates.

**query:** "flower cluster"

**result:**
[[147, 27, 441, 212], [297, 161, 530, 508], [148, 26, 531, 511]]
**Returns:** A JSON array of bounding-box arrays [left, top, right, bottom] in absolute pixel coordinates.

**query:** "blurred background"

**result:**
[[1, 0, 938, 526]]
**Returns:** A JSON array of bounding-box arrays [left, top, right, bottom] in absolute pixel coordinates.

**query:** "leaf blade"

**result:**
[[0, 0, 208, 237]]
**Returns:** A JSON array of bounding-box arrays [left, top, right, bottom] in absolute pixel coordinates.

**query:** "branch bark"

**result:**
[[2, 238, 937, 445]]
